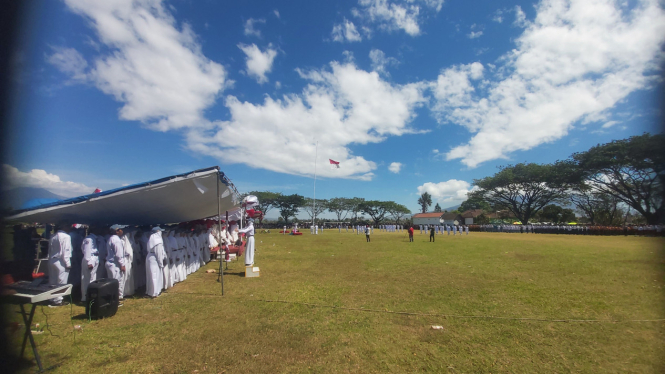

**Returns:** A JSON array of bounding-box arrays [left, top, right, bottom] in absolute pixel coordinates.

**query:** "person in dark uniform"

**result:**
[[429, 225, 435, 242]]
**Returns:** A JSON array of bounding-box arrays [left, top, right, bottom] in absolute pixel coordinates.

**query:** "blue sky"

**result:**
[[4, 0, 665, 217]]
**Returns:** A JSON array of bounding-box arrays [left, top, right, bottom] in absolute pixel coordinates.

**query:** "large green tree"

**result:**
[[275, 194, 305, 224], [348, 197, 365, 224], [325, 197, 353, 222], [472, 162, 580, 224], [572, 134, 664, 224], [303, 198, 328, 223], [538, 204, 575, 223], [459, 194, 491, 212], [358, 200, 393, 226], [417, 192, 432, 213], [570, 187, 625, 225], [388, 202, 411, 224], [434, 203, 442, 212]]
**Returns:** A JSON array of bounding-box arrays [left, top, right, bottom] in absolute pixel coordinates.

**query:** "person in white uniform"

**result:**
[[146, 226, 166, 298], [80, 228, 98, 303], [48, 224, 72, 306], [161, 229, 172, 290], [229, 221, 239, 244], [121, 230, 135, 297], [237, 218, 256, 266], [166, 230, 179, 285], [106, 225, 126, 301], [95, 228, 108, 280], [177, 230, 188, 281]]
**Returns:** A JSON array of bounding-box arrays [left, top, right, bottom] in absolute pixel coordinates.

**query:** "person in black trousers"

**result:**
[[429, 225, 435, 242]]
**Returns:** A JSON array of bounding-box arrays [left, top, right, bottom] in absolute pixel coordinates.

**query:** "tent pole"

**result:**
[[312, 141, 317, 229], [217, 170, 224, 295]]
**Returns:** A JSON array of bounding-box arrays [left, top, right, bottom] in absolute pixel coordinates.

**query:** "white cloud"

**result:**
[[513, 6, 530, 27], [238, 43, 278, 84], [388, 162, 402, 173], [431, 0, 665, 168], [355, 0, 444, 36], [431, 62, 484, 108], [601, 120, 619, 128], [2, 164, 95, 198], [274, 10, 280, 18], [369, 49, 399, 76], [467, 31, 483, 39], [331, 18, 362, 42], [417, 180, 473, 203], [493, 9, 505, 23], [55, 0, 229, 132], [47, 46, 89, 82], [187, 61, 426, 180], [244, 18, 266, 37]]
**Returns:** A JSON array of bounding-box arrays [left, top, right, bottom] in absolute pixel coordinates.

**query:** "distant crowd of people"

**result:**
[[471, 224, 664, 236]]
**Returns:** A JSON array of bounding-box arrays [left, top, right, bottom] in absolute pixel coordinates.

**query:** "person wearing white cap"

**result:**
[[106, 225, 126, 301], [146, 226, 166, 298], [237, 218, 256, 266], [80, 227, 98, 303], [48, 223, 72, 306]]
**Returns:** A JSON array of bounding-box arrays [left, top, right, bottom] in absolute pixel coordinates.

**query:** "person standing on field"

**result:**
[[429, 225, 435, 242], [365, 225, 371, 242], [408, 226, 414, 242]]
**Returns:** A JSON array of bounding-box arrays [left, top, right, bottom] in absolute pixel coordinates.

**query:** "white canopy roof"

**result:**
[[6, 166, 240, 226]]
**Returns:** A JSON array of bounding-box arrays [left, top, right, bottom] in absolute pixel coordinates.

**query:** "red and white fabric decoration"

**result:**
[[329, 159, 340, 169]]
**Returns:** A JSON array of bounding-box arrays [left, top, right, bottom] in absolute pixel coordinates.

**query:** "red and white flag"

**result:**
[[93, 188, 102, 193], [329, 159, 340, 169]]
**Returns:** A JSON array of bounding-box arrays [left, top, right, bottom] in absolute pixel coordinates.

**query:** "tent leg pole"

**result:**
[[217, 171, 224, 296]]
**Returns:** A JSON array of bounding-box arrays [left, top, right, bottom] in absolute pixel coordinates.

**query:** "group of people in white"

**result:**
[[46, 219, 250, 306], [419, 224, 469, 235]]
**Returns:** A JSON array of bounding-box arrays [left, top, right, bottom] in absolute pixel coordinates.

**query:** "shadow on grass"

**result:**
[[220, 271, 246, 277]]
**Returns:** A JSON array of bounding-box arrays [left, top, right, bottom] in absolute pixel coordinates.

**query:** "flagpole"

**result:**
[[313, 141, 318, 229]]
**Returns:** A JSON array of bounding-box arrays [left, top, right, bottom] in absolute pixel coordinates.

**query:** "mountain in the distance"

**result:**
[[2, 187, 66, 210], [442, 204, 461, 212]]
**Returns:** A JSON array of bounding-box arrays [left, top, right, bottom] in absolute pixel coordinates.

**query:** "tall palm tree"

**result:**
[[418, 192, 432, 213]]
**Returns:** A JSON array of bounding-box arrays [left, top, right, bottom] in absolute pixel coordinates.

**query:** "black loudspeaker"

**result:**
[[86, 278, 119, 319]]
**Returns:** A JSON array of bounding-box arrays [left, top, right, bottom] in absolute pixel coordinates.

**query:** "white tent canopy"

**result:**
[[6, 166, 240, 226]]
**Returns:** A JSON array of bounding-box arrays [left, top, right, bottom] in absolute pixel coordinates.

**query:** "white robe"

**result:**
[[176, 235, 187, 281], [238, 222, 255, 266], [106, 234, 126, 299], [162, 233, 172, 289], [121, 232, 135, 296], [146, 231, 166, 297], [200, 233, 209, 265], [80, 234, 98, 302], [167, 232, 178, 285], [48, 231, 72, 304]]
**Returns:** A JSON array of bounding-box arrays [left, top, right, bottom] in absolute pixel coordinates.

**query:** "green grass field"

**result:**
[[5, 231, 665, 373]]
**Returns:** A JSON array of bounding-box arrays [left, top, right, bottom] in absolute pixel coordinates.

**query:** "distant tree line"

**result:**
[[447, 134, 664, 225], [243, 192, 411, 227]]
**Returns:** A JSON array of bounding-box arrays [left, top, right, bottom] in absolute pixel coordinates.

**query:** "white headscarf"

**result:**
[[147, 230, 164, 253]]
